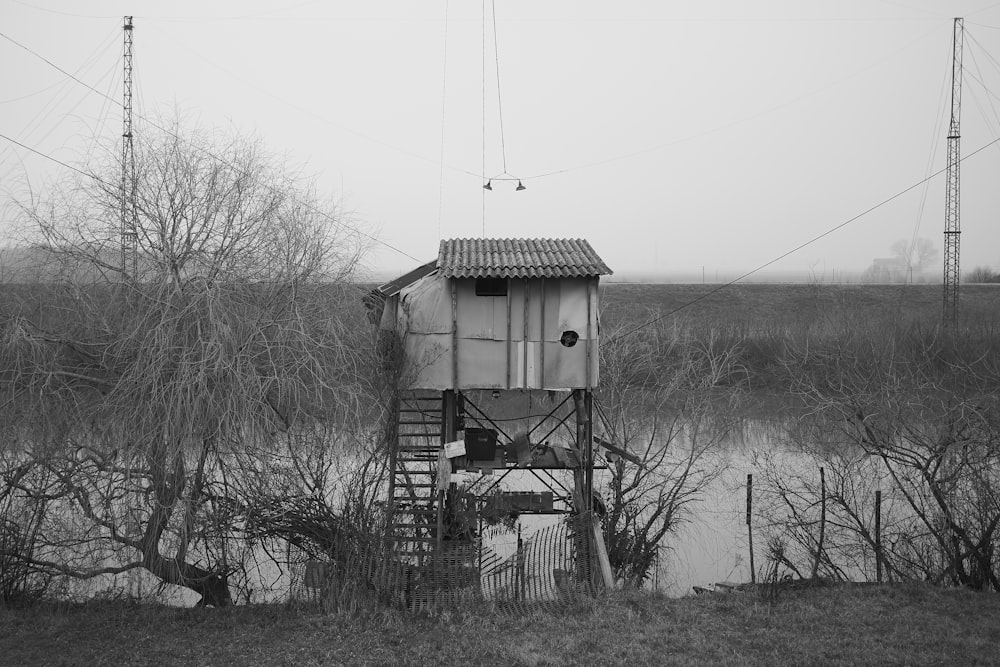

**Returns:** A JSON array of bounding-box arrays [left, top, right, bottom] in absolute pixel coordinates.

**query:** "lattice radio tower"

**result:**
[[120, 16, 137, 277], [943, 18, 964, 324]]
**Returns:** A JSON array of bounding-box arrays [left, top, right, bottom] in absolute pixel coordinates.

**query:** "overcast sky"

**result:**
[[2, 0, 1000, 281]]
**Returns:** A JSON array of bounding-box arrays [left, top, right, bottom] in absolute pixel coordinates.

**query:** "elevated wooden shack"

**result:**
[[380, 238, 606, 391], [376, 238, 613, 601]]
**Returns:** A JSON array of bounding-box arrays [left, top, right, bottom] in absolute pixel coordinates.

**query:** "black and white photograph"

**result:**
[[2, 1, 1000, 665]]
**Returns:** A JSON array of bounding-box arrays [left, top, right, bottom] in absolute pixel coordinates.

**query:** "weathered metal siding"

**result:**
[[393, 272, 599, 390]]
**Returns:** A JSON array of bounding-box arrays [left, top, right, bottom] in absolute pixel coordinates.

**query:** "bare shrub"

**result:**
[[0, 457, 52, 604], [597, 316, 742, 587], [0, 118, 374, 605], [760, 324, 1000, 589], [965, 266, 999, 283]]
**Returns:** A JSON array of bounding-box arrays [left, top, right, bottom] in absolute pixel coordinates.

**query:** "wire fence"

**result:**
[[288, 513, 602, 614]]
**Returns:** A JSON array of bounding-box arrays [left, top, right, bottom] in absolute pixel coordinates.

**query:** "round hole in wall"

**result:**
[[560, 330, 579, 348]]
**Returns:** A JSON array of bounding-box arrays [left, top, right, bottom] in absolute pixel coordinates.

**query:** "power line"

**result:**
[[0, 132, 116, 187], [0, 29, 422, 264], [607, 133, 1000, 344], [87, 42, 121, 151], [519, 25, 943, 182], [965, 32, 1000, 106], [0, 27, 118, 172], [490, 0, 509, 176], [6, 0, 321, 22], [900, 28, 951, 291], [969, 1, 1000, 18], [0, 76, 79, 104], [0, 129, 422, 263], [6, 0, 119, 19], [150, 29, 482, 181], [8, 14, 958, 191], [6, 14, 996, 277], [965, 45, 1000, 138], [482, 0, 487, 234], [9, 0, 969, 24], [0, 31, 111, 101], [1, 60, 116, 181], [437, 0, 450, 242]]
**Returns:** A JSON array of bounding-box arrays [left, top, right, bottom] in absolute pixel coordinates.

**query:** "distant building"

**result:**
[[863, 257, 911, 283]]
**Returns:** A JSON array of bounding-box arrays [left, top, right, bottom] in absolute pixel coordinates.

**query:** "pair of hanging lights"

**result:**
[[480, 1, 525, 194], [483, 178, 526, 191]]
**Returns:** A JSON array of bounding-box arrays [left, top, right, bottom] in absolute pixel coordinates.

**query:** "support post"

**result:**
[[450, 281, 459, 389], [747, 473, 755, 584], [522, 278, 529, 388], [573, 390, 593, 514], [539, 277, 546, 389], [586, 277, 594, 390], [592, 515, 614, 589], [442, 389, 458, 443], [505, 278, 512, 389], [812, 467, 826, 580], [436, 489, 444, 555], [875, 489, 883, 583], [516, 523, 525, 602], [439, 390, 458, 557], [572, 388, 611, 590]]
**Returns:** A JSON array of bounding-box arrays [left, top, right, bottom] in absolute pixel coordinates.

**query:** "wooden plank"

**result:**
[[592, 516, 616, 590]]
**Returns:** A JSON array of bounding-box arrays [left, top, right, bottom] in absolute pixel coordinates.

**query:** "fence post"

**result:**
[[747, 473, 755, 584], [875, 489, 882, 583], [812, 467, 826, 579], [516, 523, 525, 602], [653, 545, 659, 591]]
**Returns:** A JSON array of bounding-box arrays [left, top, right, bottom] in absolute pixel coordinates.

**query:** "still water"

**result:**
[[50, 425, 852, 605]]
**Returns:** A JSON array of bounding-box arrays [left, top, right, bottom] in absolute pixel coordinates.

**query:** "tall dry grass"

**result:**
[[601, 283, 1000, 399]]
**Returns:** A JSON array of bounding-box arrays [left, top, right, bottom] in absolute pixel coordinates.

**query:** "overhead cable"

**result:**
[[607, 133, 1000, 344], [0, 29, 422, 263], [0, 132, 116, 187]]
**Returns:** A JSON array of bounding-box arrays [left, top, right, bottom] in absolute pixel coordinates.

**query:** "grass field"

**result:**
[[597, 282, 1000, 403], [4, 282, 999, 666], [600, 282, 1000, 328], [2, 584, 998, 666]]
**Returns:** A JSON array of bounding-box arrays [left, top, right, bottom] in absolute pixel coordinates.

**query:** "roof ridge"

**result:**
[[436, 237, 611, 279]]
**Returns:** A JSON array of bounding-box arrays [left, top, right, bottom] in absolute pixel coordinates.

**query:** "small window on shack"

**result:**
[[475, 277, 508, 297]]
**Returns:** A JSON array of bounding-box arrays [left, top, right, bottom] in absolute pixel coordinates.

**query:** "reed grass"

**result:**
[[602, 283, 1000, 398]]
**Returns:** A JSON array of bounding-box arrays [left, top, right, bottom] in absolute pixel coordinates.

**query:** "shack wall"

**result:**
[[388, 272, 599, 390]]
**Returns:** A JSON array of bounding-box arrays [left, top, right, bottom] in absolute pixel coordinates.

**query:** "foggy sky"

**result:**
[[2, 0, 1000, 281]]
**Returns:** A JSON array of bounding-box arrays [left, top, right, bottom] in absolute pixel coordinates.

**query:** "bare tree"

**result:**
[[596, 315, 741, 587], [0, 119, 375, 605], [965, 266, 998, 284], [891, 238, 938, 274], [762, 325, 1000, 590]]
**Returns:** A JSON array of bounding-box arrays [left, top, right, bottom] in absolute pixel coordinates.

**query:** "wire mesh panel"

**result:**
[[481, 521, 581, 608], [288, 513, 603, 614]]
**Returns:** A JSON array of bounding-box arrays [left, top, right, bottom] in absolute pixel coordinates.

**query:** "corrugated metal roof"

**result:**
[[437, 238, 612, 279]]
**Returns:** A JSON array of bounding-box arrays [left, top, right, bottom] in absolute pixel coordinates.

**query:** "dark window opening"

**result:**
[[475, 277, 508, 296], [560, 330, 579, 347]]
